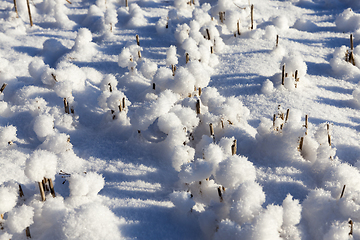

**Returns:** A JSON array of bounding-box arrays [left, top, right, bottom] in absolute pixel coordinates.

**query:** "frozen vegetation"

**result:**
[[0, 0, 360, 239]]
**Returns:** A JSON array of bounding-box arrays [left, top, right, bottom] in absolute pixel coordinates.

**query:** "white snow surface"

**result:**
[[0, 0, 360, 239]]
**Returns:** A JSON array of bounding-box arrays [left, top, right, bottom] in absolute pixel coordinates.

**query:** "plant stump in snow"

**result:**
[[136, 34, 140, 46], [196, 99, 200, 114], [0, 83, 7, 93], [38, 181, 46, 201], [231, 139, 237, 155], [26, 226, 31, 238], [349, 220, 353, 236]]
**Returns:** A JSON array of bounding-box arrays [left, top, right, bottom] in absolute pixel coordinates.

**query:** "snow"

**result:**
[[1, 0, 360, 239]]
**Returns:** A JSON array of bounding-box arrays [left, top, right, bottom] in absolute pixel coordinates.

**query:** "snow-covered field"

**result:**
[[1, 0, 360, 239]]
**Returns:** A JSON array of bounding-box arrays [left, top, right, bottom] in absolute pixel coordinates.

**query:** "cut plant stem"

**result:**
[[152, 83, 155, 90], [48, 178, 56, 198], [237, 20, 241, 35], [0, 83, 7, 93], [19, 184, 24, 197], [340, 185, 346, 198], [231, 139, 237, 155], [209, 123, 214, 136], [122, 97, 126, 110], [125, 0, 128, 7], [305, 115, 308, 135], [118, 104, 122, 112], [210, 46, 214, 54], [26, 0, 33, 27], [138, 50, 141, 58], [299, 137, 304, 151], [65, 0, 72, 3], [63, 98, 69, 114], [108, 83, 112, 92], [186, 53, 189, 63], [26, 226, 31, 238], [349, 220, 353, 236], [206, 28, 210, 40], [219, 12, 225, 23], [281, 64, 285, 85], [38, 182, 46, 201], [349, 51, 355, 66], [51, 73, 57, 82], [172, 64, 176, 76], [276, 35, 279, 47], [198, 87, 202, 96], [351, 34, 354, 51], [217, 187, 223, 202], [13, 0, 18, 18], [250, 4, 254, 30], [42, 178, 49, 192], [273, 114, 276, 129], [295, 70, 299, 81], [136, 34, 140, 46], [285, 109, 290, 123], [196, 99, 200, 114]]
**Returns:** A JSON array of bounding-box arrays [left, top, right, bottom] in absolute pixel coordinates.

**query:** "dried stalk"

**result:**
[[305, 115, 308, 135], [273, 114, 276, 129], [42, 178, 49, 192], [125, 0, 128, 7], [209, 123, 214, 136], [108, 83, 112, 92], [349, 51, 355, 66], [250, 5, 254, 30], [26, 227, 31, 238], [152, 83, 155, 90], [13, 0, 18, 18], [231, 139, 237, 155], [217, 187, 223, 202], [136, 34, 140, 46], [0, 83, 7, 93], [340, 185, 346, 198], [281, 65, 285, 85], [299, 137, 304, 151], [48, 178, 56, 198], [63, 98, 69, 114], [198, 87, 202, 96], [285, 109, 290, 123], [186, 53, 189, 63], [295, 70, 299, 81], [237, 20, 241, 36], [172, 64, 176, 76], [276, 35, 279, 47], [196, 99, 200, 114], [206, 29, 210, 40], [351, 34, 354, 51], [19, 184, 24, 197], [349, 220, 353, 236], [38, 182, 46, 201], [26, 0, 33, 27]]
